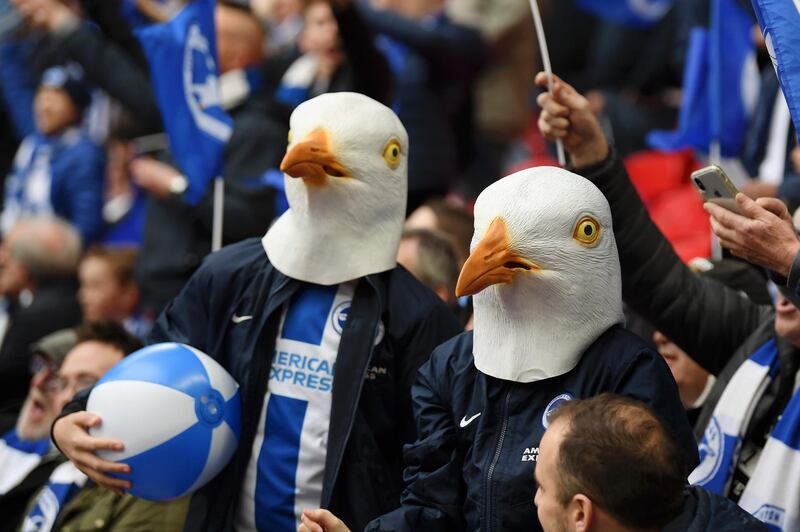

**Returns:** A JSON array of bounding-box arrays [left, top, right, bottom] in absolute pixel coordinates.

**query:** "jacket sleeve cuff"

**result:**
[[570, 147, 619, 181], [50, 388, 91, 453]]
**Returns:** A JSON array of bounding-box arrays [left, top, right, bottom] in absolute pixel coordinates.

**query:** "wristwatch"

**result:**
[[169, 175, 188, 195]]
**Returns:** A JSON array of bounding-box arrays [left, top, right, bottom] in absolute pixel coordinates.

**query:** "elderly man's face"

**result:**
[[16, 356, 60, 441], [534, 420, 572, 532]]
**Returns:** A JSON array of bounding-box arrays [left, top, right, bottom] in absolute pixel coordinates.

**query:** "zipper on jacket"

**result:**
[[484, 385, 512, 531]]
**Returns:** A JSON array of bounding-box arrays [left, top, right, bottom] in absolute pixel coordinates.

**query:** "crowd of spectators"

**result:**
[[0, 0, 798, 530]]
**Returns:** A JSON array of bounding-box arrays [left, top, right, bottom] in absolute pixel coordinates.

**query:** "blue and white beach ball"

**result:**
[[87, 343, 241, 501]]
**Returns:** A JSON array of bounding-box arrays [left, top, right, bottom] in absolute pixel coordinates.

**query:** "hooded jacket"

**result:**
[[367, 326, 698, 531]]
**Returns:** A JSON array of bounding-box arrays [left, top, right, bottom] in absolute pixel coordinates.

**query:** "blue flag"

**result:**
[[709, 0, 758, 156], [575, 0, 675, 28], [647, 27, 711, 152], [648, 0, 757, 156], [136, 0, 232, 205], [751, 0, 800, 143]]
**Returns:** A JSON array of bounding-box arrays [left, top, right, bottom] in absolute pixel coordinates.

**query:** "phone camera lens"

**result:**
[[694, 178, 706, 191]]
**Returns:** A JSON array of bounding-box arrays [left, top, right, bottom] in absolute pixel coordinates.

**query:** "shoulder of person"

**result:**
[[420, 331, 475, 382], [586, 324, 656, 366], [196, 237, 272, 284], [384, 265, 461, 333]]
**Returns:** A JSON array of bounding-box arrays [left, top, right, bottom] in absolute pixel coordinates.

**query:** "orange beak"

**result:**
[[455, 217, 539, 297], [280, 127, 350, 186]]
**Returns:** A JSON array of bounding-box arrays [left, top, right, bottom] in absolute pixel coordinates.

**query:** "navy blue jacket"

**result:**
[[148, 238, 462, 531], [367, 326, 699, 531], [3, 129, 105, 244], [663, 487, 767, 531]]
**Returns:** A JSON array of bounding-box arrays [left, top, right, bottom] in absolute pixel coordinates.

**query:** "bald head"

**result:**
[[0, 217, 81, 296], [216, 4, 266, 73]]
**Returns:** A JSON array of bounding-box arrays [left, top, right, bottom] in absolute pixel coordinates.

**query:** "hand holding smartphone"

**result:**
[[691, 164, 743, 215]]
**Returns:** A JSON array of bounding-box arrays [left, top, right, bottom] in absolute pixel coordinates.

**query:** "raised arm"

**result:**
[[535, 72, 768, 376]]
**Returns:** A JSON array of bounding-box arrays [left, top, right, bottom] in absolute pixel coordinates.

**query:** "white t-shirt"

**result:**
[[236, 281, 355, 531]]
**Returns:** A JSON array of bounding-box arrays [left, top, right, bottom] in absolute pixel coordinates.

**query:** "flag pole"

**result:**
[[529, 0, 566, 166], [212, 176, 224, 252]]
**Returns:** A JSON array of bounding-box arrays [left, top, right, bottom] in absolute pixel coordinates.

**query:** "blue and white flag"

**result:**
[[751, 0, 800, 143], [648, 0, 757, 156], [136, 0, 232, 205], [575, 0, 675, 28], [739, 386, 800, 531], [689, 339, 778, 495]]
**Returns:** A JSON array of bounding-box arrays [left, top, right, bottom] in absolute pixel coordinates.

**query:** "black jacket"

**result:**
[[663, 486, 767, 531], [579, 153, 799, 498], [145, 238, 462, 530], [367, 326, 698, 531]]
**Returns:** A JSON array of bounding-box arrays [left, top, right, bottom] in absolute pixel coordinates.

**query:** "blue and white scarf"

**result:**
[[690, 338, 800, 531], [689, 339, 779, 493], [276, 54, 320, 109], [21, 461, 87, 532], [0, 428, 49, 495], [738, 385, 800, 531]]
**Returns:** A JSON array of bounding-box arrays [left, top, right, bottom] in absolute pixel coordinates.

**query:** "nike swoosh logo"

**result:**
[[231, 314, 253, 324], [459, 412, 481, 428]]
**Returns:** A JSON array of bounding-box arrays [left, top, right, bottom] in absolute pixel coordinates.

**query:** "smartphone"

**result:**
[[691, 164, 742, 215]]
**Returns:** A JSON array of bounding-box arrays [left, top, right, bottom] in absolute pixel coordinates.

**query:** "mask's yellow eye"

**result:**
[[573, 216, 601, 246], [382, 140, 402, 169], [287, 130, 292, 144]]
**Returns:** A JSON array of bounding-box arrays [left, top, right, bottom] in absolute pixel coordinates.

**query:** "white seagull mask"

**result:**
[[262, 92, 409, 285], [456, 167, 623, 383]]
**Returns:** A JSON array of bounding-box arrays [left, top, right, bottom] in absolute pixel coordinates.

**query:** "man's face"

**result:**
[[16, 357, 60, 441], [535, 420, 572, 532], [34, 87, 80, 136], [78, 257, 131, 321], [0, 230, 29, 299], [775, 294, 800, 346], [48, 341, 124, 416]]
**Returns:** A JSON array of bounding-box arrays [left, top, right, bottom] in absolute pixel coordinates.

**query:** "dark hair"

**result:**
[[75, 321, 143, 357], [83, 246, 138, 286], [549, 394, 686, 529]]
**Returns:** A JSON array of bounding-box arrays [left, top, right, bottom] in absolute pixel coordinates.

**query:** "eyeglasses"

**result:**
[[29, 354, 59, 376], [41, 375, 98, 395]]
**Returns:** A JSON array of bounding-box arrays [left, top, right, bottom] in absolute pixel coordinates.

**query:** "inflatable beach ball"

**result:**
[[87, 343, 241, 501]]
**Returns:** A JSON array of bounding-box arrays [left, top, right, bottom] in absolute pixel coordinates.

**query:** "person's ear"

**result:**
[[568, 494, 593, 532]]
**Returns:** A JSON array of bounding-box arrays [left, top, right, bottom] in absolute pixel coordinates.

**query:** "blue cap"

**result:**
[[40, 65, 92, 111]]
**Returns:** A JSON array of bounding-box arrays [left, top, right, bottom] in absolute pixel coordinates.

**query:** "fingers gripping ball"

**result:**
[[86, 343, 241, 501]]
